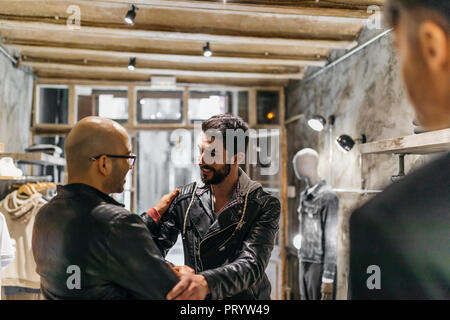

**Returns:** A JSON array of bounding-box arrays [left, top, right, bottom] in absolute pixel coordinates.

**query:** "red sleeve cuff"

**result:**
[[146, 207, 161, 222]]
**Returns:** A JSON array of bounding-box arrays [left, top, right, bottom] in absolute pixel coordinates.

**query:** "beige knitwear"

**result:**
[[0, 191, 47, 289]]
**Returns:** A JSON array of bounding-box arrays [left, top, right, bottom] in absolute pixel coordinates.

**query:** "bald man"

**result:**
[[32, 116, 192, 300]]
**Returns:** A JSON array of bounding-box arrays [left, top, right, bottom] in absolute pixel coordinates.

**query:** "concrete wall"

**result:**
[[285, 29, 436, 299], [0, 53, 34, 153]]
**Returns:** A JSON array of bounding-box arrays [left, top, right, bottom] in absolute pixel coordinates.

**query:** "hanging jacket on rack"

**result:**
[[0, 190, 47, 289]]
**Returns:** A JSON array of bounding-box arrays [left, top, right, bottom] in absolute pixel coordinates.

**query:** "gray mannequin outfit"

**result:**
[[297, 180, 339, 300]]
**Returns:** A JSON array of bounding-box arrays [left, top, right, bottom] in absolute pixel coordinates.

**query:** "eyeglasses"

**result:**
[[90, 153, 137, 168]]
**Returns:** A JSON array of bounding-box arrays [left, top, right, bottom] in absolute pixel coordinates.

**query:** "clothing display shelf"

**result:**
[[359, 128, 450, 155], [0, 152, 66, 166]]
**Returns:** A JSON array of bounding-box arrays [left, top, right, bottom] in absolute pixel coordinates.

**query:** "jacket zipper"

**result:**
[[198, 222, 239, 271]]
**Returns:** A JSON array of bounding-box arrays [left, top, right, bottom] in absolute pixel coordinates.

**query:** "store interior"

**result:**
[[0, 0, 449, 300]]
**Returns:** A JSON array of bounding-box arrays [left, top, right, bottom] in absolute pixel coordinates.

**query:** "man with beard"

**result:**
[[32, 116, 195, 299], [141, 114, 281, 300]]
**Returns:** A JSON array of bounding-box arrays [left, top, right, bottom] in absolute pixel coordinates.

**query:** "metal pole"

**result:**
[[329, 124, 333, 187], [333, 188, 383, 194], [0, 44, 17, 66], [302, 29, 393, 83]]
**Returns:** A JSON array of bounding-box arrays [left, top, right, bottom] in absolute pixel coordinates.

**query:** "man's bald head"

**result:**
[[66, 116, 130, 178]]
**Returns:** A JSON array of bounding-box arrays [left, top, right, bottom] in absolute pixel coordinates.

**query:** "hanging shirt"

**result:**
[[0, 211, 15, 299]]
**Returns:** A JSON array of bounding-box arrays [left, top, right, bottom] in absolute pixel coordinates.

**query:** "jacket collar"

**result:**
[[196, 168, 261, 202], [189, 168, 261, 238], [58, 183, 125, 207], [303, 179, 327, 199]]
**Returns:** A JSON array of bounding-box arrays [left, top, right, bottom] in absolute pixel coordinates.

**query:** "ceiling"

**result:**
[[0, 0, 385, 87]]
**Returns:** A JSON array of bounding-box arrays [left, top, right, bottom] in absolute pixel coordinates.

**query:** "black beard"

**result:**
[[200, 164, 231, 185]]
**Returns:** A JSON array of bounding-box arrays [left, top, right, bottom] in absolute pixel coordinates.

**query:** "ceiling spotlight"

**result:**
[[336, 134, 366, 153], [124, 4, 137, 25], [203, 42, 212, 57], [307, 114, 335, 132], [128, 57, 136, 70]]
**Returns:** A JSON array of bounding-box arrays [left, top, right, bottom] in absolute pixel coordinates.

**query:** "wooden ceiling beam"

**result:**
[[21, 56, 303, 74], [9, 44, 327, 67], [2, 38, 331, 60], [24, 61, 305, 79], [0, 0, 381, 20], [74, 0, 375, 20], [0, 19, 358, 50], [36, 76, 289, 87]]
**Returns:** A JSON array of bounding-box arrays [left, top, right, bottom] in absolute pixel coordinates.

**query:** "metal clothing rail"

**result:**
[[333, 188, 382, 194], [0, 43, 17, 66], [283, 29, 393, 125], [0, 175, 53, 183], [0, 175, 53, 201], [302, 28, 393, 83], [0, 42, 36, 78]]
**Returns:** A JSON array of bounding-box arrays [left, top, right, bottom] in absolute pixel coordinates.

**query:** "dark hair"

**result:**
[[386, 0, 450, 32], [202, 114, 249, 157]]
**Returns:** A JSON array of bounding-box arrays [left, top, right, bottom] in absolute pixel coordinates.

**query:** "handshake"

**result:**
[[166, 264, 210, 300]]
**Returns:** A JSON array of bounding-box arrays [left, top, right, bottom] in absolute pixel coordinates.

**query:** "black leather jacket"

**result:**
[[32, 183, 178, 299], [141, 169, 281, 300]]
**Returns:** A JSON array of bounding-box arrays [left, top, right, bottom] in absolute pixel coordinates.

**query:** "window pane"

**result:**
[[257, 91, 279, 125], [137, 90, 183, 123], [188, 91, 230, 123], [246, 129, 281, 245], [97, 94, 128, 121], [137, 130, 199, 266], [137, 130, 199, 210], [76, 87, 128, 122], [38, 87, 69, 124], [238, 91, 249, 123]]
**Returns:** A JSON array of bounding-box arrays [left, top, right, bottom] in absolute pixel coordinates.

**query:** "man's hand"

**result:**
[[172, 265, 195, 275], [167, 271, 210, 300], [321, 282, 334, 300], [154, 189, 179, 216]]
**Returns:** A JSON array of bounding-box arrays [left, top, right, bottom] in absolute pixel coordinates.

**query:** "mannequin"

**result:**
[[293, 148, 339, 300]]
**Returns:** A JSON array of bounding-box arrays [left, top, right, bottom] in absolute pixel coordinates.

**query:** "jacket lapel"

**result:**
[[202, 203, 243, 239], [187, 200, 211, 238], [191, 178, 249, 240]]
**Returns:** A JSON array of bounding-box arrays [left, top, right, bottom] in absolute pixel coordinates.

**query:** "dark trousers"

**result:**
[[299, 261, 323, 300]]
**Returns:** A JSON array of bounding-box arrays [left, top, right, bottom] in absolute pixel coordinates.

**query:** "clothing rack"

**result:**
[[0, 176, 53, 201]]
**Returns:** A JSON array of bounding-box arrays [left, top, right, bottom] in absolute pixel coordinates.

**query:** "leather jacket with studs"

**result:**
[[141, 169, 280, 300]]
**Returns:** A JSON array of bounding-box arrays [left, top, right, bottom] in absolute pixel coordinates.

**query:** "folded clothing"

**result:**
[[25, 144, 62, 156]]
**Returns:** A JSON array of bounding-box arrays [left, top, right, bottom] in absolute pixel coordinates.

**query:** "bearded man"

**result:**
[[142, 114, 281, 300]]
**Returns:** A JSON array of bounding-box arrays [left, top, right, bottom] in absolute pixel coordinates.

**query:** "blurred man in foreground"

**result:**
[[350, 0, 450, 299]]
